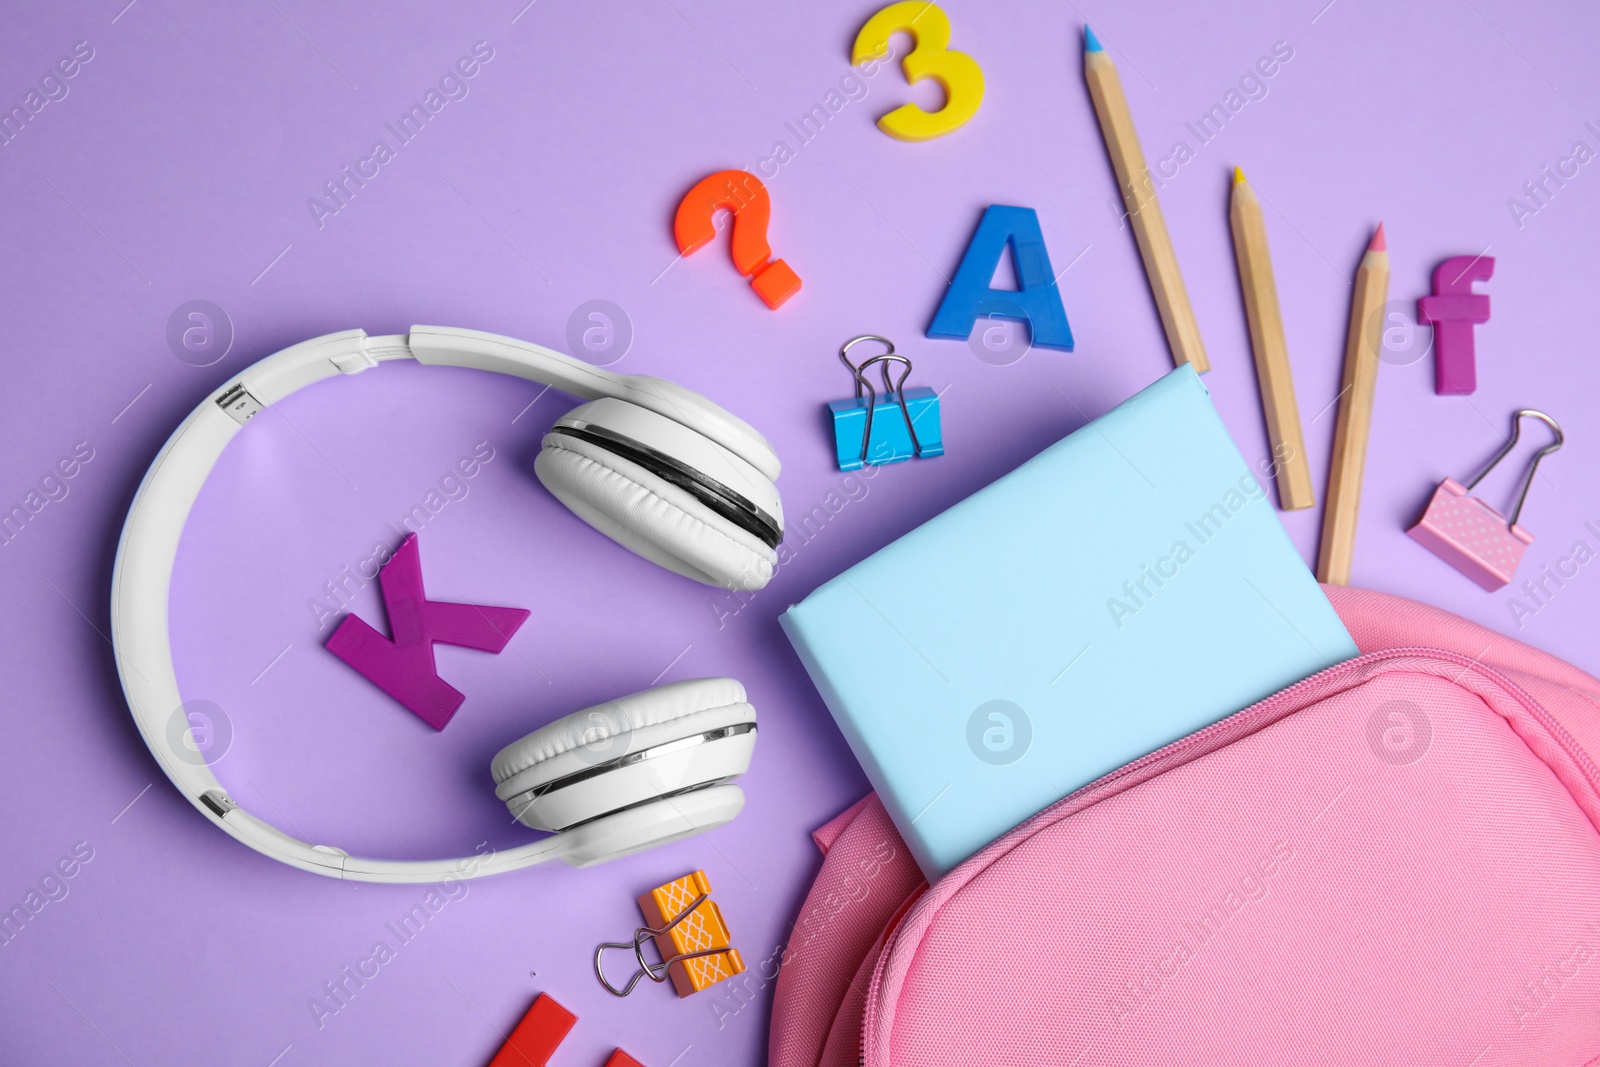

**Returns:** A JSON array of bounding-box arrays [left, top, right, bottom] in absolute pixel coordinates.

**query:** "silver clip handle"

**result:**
[[593, 893, 728, 997], [838, 335, 924, 466], [1462, 409, 1563, 526]]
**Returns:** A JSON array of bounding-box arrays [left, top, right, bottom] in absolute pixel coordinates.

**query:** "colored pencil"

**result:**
[[1082, 26, 1210, 373], [1316, 224, 1390, 585], [1229, 167, 1314, 511]]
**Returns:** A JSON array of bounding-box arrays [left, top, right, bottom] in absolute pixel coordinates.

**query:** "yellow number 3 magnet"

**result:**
[[852, 2, 984, 141]]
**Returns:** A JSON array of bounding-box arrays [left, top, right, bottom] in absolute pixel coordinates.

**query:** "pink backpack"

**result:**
[[771, 587, 1600, 1067]]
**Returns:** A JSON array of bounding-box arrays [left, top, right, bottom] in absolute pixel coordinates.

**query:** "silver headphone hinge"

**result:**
[[200, 789, 236, 817], [215, 384, 262, 425]]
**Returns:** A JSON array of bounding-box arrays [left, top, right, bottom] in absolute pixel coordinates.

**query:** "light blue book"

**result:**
[[781, 366, 1358, 880]]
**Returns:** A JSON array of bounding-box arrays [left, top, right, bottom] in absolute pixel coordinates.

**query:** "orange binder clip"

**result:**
[[594, 870, 744, 997]]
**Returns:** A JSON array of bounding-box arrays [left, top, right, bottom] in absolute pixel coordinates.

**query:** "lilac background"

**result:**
[[3, 0, 1598, 1064]]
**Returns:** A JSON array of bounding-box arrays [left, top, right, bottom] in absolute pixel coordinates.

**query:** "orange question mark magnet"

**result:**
[[673, 170, 801, 310]]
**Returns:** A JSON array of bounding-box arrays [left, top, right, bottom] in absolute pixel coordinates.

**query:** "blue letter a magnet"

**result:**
[[927, 205, 1074, 351]]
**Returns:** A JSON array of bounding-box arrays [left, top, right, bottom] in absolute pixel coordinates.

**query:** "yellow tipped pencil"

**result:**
[[1082, 25, 1209, 373], [1229, 167, 1314, 511], [1316, 224, 1390, 585]]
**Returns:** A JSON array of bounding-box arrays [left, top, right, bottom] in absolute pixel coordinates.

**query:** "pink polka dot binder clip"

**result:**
[[1407, 410, 1563, 591]]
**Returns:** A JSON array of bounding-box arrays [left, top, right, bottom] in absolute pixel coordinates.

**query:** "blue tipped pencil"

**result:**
[[1082, 26, 1210, 373]]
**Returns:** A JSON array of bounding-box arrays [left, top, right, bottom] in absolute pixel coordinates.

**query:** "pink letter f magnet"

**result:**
[[1418, 255, 1493, 395], [326, 534, 529, 730]]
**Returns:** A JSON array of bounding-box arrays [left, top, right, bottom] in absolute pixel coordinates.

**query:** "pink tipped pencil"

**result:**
[[1316, 224, 1390, 585]]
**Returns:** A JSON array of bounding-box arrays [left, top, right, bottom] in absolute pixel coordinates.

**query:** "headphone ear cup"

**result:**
[[618, 374, 781, 483], [536, 431, 776, 591], [491, 678, 757, 834], [558, 785, 746, 868]]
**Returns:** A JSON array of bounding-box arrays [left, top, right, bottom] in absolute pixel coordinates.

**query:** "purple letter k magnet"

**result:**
[[326, 534, 530, 730]]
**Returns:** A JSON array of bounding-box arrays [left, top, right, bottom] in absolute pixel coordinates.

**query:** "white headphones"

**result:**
[[110, 326, 784, 882]]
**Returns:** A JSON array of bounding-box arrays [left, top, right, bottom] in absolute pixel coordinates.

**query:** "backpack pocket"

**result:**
[[863, 651, 1600, 1067]]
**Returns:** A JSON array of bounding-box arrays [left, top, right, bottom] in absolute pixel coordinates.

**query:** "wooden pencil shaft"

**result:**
[[1230, 185, 1314, 510], [1085, 52, 1210, 374], [1316, 250, 1389, 585]]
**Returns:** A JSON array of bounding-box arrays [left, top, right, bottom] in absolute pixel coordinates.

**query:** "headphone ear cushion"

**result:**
[[492, 677, 749, 786], [491, 678, 756, 832], [536, 431, 776, 591]]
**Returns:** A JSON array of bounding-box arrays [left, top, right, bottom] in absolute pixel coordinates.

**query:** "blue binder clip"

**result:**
[[828, 335, 944, 472]]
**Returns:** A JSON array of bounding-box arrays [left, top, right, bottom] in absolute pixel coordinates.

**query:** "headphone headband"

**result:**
[[111, 327, 765, 882]]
